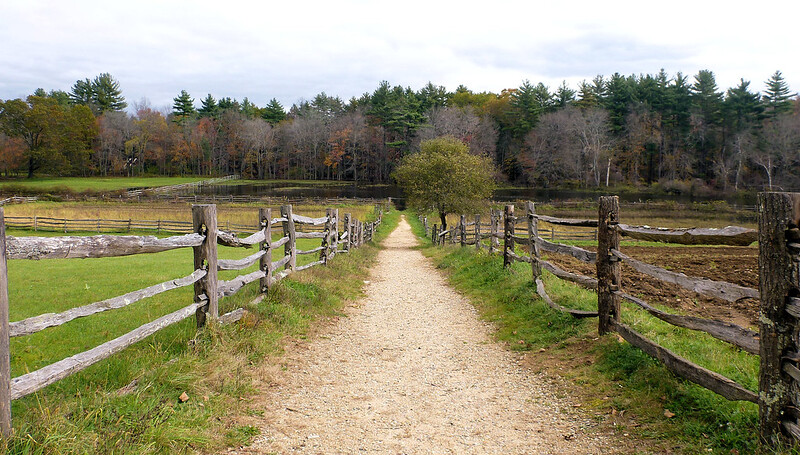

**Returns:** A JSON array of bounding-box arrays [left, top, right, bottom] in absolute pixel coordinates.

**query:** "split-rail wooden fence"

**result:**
[[423, 193, 800, 447], [0, 203, 384, 437]]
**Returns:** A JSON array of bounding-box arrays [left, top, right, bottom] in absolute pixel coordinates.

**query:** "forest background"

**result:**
[[0, 70, 797, 196]]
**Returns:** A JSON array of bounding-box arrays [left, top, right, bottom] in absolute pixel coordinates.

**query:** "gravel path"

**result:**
[[235, 217, 616, 454]]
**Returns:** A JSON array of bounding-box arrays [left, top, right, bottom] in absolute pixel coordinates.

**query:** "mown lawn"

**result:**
[[0, 176, 210, 193]]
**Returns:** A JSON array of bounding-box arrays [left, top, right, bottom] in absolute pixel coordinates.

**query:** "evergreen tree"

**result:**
[[262, 98, 286, 125], [241, 97, 260, 118], [604, 73, 632, 135], [763, 70, 795, 117], [691, 70, 723, 126], [91, 73, 127, 113], [553, 81, 575, 108], [724, 79, 762, 132], [575, 80, 599, 109], [198, 94, 219, 118], [172, 90, 196, 123], [69, 78, 94, 108], [417, 82, 450, 111]]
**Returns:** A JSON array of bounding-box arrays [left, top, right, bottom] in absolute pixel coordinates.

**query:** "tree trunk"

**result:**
[[439, 212, 447, 231]]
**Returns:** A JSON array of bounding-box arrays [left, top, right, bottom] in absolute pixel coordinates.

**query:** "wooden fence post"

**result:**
[[321, 208, 333, 264], [527, 201, 541, 280], [192, 204, 219, 328], [423, 216, 428, 236], [489, 209, 498, 254], [597, 196, 621, 335], [331, 209, 339, 256], [281, 205, 296, 271], [503, 205, 514, 268], [460, 215, 467, 247], [758, 192, 800, 444], [475, 215, 481, 250], [432, 224, 438, 245], [0, 208, 11, 437], [259, 208, 272, 293], [359, 220, 364, 246]]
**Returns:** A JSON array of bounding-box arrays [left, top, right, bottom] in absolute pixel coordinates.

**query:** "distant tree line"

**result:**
[[0, 70, 798, 192]]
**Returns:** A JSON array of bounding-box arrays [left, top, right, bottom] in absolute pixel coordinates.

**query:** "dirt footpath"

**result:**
[[234, 217, 619, 454]]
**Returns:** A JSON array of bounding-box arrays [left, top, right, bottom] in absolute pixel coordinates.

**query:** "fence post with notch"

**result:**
[[597, 196, 621, 335], [259, 208, 272, 294], [192, 204, 219, 328], [758, 191, 800, 444]]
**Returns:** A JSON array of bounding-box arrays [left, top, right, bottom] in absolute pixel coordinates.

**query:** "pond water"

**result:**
[[191, 181, 757, 206]]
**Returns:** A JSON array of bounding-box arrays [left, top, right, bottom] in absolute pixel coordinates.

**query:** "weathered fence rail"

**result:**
[[0, 203, 384, 436], [422, 192, 798, 447]]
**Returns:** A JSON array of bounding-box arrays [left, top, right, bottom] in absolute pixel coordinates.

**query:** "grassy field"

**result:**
[[0, 177, 211, 193], [1, 205, 398, 454], [407, 214, 768, 454], [2, 201, 378, 233]]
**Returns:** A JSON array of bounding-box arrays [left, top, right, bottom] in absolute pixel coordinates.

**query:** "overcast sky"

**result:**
[[2, 0, 799, 111]]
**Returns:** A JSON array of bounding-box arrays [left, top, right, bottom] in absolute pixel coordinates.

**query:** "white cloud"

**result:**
[[1, 0, 799, 108]]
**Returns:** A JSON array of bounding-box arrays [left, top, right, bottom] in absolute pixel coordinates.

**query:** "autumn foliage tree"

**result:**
[[393, 136, 495, 229]]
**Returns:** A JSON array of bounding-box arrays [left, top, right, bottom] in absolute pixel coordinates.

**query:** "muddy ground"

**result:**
[[546, 244, 759, 329]]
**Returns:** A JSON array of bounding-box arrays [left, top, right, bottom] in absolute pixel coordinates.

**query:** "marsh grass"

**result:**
[[408, 214, 765, 453], [1, 207, 398, 454]]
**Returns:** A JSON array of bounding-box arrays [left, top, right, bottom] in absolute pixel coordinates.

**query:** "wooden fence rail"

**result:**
[[0, 203, 384, 436], [425, 193, 799, 447]]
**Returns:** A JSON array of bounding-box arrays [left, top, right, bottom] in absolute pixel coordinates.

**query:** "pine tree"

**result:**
[[198, 94, 218, 118], [763, 70, 795, 117], [724, 79, 762, 132], [92, 73, 127, 113], [553, 81, 575, 108], [69, 78, 94, 108], [172, 90, 196, 123], [261, 98, 286, 125]]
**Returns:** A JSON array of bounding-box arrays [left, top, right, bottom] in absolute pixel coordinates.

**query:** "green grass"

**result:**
[[0, 177, 210, 194], [1, 208, 399, 454], [408, 214, 769, 454]]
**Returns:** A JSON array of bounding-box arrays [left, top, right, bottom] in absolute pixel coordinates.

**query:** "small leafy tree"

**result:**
[[393, 136, 495, 230]]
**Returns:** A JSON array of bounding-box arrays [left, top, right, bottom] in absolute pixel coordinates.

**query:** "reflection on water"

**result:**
[[190, 181, 756, 205]]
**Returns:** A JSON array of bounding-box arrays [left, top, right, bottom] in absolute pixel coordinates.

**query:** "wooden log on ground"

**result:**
[[597, 196, 621, 335], [10, 301, 202, 400], [7, 233, 204, 260], [616, 224, 757, 246], [615, 291, 759, 354], [611, 249, 757, 302], [217, 270, 266, 298], [610, 320, 758, 403], [218, 250, 267, 271], [219, 308, 246, 325], [537, 238, 597, 263], [535, 278, 598, 318], [538, 258, 598, 290], [10, 269, 206, 338], [535, 215, 599, 227], [192, 205, 218, 327]]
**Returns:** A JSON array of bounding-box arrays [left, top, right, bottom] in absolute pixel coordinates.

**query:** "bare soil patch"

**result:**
[[547, 245, 759, 329]]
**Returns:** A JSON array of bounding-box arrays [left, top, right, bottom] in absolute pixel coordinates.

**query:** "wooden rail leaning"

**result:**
[[0, 203, 385, 437]]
